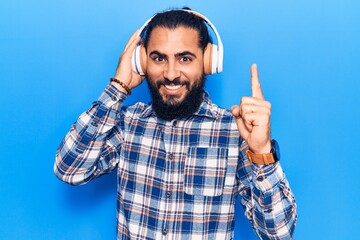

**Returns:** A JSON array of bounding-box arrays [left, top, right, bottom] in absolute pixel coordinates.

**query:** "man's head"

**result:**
[[142, 9, 211, 121], [142, 9, 211, 51]]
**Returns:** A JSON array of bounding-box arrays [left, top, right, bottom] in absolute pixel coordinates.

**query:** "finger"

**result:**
[[236, 117, 250, 140], [232, 106, 251, 138], [251, 64, 264, 100], [242, 114, 254, 132], [240, 96, 271, 108], [242, 112, 270, 128], [240, 104, 271, 116], [232, 107, 257, 132], [124, 30, 140, 52], [231, 105, 241, 118]]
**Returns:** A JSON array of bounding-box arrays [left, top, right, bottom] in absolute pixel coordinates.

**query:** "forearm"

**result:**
[[238, 143, 297, 239], [54, 84, 127, 185], [249, 163, 297, 239]]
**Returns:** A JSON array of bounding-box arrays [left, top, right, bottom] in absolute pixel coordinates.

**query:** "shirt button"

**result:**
[[257, 176, 264, 181], [166, 191, 171, 198], [265, 208, 273, 213], [91, 121, 98, 127], [162, 229, 167, 235], [111, 96, 117, 101], [168, 153, 174, 159]]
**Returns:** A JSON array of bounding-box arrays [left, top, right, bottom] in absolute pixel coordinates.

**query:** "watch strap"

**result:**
[[246, 149, 276, 165]]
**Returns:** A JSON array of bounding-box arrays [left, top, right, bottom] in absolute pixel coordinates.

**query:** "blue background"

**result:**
[[1, 0, 359, 239]]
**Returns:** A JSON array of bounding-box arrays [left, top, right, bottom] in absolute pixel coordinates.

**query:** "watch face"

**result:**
[[271, 139, 280, 161]]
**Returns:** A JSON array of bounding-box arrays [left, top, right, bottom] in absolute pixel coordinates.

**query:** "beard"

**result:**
[[146, 74, 206, 121]]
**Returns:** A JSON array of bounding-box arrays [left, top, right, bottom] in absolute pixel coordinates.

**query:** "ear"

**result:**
[[203, 43, 213, 75]]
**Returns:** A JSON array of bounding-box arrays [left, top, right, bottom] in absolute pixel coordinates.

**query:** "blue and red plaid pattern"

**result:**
[[55, 84, 297, 240]]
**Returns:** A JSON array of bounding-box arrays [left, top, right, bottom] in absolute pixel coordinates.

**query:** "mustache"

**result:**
[[156, 77, 190, 89]]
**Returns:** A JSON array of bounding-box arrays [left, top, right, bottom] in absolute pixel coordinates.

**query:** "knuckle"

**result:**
[[263, 101, 271, 109], [241, 112, 248, 119], [263, 114, 271, 122], [240, 96, 246, 104]]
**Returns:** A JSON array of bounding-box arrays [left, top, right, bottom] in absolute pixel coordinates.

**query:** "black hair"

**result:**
[[142, 8, 211, 51]]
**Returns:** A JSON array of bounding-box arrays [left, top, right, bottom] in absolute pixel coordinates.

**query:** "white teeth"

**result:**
[[164, 84, 182, 90]]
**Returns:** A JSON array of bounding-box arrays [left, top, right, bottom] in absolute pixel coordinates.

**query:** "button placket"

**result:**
[[162, 120, 178, 238], [161, 220, 169, 237]]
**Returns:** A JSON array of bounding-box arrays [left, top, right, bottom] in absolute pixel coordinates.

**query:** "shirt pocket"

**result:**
[[184, 147, 228, 197]]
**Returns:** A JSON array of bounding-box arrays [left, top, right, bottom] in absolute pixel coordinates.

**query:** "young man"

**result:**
[[55, 9, 297, 240]]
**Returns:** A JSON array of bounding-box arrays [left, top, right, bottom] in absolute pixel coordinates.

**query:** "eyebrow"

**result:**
[[175, 51, 197, 58], [149, 50, 197, 58], [149, 51, 166, 58]]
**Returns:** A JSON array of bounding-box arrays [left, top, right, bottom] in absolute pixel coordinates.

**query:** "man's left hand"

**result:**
[[231, 64, 272, 154]]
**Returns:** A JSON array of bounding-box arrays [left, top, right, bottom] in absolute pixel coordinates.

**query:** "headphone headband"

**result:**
[[132, 9, 224, 75]]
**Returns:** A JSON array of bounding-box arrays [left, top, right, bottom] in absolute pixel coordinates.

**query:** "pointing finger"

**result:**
[[251, 64, 264, 100]]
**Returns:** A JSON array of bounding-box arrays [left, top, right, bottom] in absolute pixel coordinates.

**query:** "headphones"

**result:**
[[131, 9, 224, 76]]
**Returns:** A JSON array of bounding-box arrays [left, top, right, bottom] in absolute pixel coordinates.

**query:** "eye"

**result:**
[[153, 56, 165, 62], [180, 56, 192, 62]]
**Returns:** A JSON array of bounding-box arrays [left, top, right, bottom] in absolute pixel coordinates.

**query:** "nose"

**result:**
[[163, 60, 180, 81]]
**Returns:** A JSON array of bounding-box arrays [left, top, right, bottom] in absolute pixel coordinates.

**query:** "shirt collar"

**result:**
[[139, 91, 218, 119]]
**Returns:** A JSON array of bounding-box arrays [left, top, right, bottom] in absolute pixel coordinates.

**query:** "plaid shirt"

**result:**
[[55, 84, 297, 240]]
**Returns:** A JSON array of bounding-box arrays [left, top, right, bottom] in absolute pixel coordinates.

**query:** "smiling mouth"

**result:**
[[163, 84, 184, 90]]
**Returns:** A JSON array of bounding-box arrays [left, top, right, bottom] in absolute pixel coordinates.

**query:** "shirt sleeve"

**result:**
[[54, 84, 127, 185], [237, 140, 297, 239]]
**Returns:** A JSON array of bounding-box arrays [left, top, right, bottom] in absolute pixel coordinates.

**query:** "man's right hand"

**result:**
[[113, 30, 144, 93]]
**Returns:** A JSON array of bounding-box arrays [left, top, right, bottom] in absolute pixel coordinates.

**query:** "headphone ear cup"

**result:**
[[217, 44, 223, 73], [203, 43, 213, 75], [131, 45, 141, 75], [203, 43, 219, 75], [139, 44, 147, 75], [131, 45, 147, 76], [211, 44, 219, 74]]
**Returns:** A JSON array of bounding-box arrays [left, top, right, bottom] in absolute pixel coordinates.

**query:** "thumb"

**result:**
[[231, 106, 250, 140], [235, 118, 250, 142]]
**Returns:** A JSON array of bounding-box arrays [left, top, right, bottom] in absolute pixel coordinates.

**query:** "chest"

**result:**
[[118, 117, 241, 197]]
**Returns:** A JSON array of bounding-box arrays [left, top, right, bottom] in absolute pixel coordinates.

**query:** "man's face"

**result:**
[[146, 26, 204, 103], [145, 26, 205, 120]]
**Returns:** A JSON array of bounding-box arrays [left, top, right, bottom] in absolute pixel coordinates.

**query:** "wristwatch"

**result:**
[[246, 139, 280, 165]]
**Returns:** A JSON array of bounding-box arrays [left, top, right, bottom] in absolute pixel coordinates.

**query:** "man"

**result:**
[[55, 9, 297, 240]]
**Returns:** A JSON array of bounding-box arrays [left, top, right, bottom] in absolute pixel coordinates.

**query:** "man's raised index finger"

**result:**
[[251, 64, 264, 100]]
